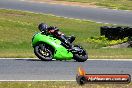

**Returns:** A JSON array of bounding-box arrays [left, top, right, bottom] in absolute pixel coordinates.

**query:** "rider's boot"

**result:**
[[67, 36, 75, 43]]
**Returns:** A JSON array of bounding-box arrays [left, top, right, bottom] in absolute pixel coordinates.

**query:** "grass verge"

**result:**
[[0, 81, 131, 88], [0, 9, 132, 59]]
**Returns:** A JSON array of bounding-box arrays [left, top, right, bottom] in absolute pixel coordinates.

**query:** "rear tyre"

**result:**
[[34, 43, 53, 61], [73, 45, 88, 62]]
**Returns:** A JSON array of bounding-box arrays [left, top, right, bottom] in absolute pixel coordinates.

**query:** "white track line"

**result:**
[[20, 0, 25, 1], [1, 58, 132, 61], [88, 59, 132, 61]]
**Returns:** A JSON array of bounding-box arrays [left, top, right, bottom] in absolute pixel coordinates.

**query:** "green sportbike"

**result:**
[[32, 26, 88, 62]]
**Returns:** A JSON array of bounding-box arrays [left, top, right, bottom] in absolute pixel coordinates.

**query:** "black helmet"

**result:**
[[38, 23, 48, 32]]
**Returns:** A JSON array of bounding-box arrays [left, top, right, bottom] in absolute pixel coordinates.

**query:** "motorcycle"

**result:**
[[32, 26, 88, 62]]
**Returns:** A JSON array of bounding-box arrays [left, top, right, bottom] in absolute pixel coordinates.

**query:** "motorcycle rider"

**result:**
[[38, 23, 75, 49]]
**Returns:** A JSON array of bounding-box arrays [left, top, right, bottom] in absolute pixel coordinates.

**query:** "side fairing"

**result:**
[[32, 33, 61, 48], [32, 33, 73, 60]]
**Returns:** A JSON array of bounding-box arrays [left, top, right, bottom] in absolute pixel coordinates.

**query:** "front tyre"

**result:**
[[34, 43, 53, 61], [73, 46, 88, 62]]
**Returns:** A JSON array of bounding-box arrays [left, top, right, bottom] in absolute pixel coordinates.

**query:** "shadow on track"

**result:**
[[14, 59, 82, 62]]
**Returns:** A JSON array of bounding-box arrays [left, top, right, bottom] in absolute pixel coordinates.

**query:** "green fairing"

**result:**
[[32, 33, 73, 60]]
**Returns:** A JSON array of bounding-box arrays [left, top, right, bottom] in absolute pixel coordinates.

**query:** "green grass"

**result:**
[[0, 81, 131, 88], [0, 9, 132, 59], [56, 0, 132, 10]]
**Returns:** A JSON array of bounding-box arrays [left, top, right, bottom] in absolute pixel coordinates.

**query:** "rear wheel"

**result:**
[[73, 45, 88, 62], [34, 43, 53, 61]]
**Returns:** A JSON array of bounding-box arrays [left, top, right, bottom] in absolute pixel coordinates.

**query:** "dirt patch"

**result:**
[[31, 0, 97, 8]]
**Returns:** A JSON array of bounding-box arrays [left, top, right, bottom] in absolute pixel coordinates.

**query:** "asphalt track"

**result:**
[[0, 0, 132, 81], [0, 0, 132, 25], [0, 58, 132, 80]]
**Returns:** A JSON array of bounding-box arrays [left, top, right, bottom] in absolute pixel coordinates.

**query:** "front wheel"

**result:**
[[73, 45, 88, 62], [34, 43, 53, 61]]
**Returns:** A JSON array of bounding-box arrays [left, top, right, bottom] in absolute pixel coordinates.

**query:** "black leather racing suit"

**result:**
[[47, 26, 72, 48]]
